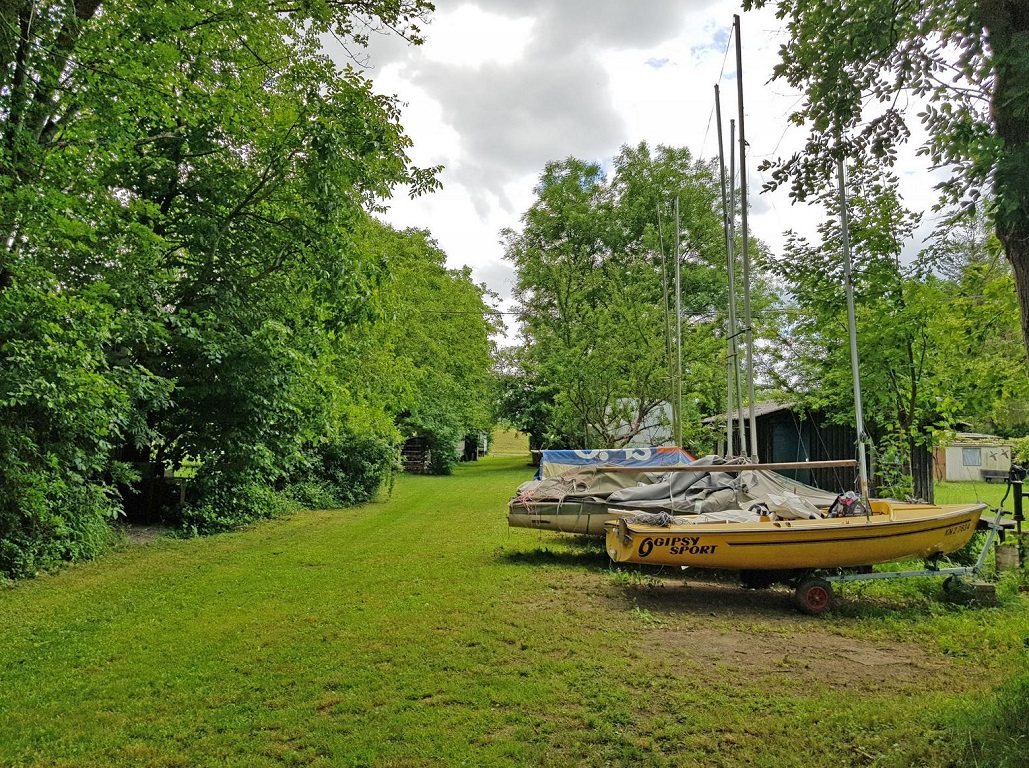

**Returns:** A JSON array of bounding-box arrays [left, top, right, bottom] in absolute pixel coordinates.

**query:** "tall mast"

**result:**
[[837, 155, 871, 504], [734, 13, 758, 461], [674, 196, 684, 447], [656, 204, 676, 446], [729, 120, 746, 455], [715, 84, 738, 457]]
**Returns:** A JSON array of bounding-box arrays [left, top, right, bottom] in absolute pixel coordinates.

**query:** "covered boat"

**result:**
[[508, 447, 693, 536], [508, 451, 841, 536]]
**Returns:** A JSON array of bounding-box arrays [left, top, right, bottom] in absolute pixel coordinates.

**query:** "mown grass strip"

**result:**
[[1, 456, 1027, 767]]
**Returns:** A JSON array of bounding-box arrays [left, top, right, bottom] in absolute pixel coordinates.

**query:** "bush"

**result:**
[[283, 480, 344, 510], [1011, 437, 1029, 466], [0, 279, 170, 578], [313, 431, 399, 505], [177, 474, 299, 535], [0, 472, 120, 578], [169, 431, 398, 534]]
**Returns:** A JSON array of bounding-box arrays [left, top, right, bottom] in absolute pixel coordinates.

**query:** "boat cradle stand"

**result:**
[[792, 512, 1008, 615]]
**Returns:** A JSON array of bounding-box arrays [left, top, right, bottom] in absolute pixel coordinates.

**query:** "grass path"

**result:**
[[1, 457, 1027, 767]]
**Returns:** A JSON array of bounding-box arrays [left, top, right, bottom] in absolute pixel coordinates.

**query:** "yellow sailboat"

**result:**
[[605, 499, 986, 571]]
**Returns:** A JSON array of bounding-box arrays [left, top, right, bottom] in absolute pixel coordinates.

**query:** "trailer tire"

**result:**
[[795, 578, 834, 615]]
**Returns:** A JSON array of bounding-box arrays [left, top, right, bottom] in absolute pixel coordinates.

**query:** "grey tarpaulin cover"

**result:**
[[606, 455, 838, 519], [510, 454, 843, 531]]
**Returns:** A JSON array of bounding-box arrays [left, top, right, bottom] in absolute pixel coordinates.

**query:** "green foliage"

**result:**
[[741, 0, 996, 206], [0, 277, 171, 577], [176, 474, 300, 535], [761, 169, 1026, 498], [504, 143, 757, 451], [742, 0, 1029, 364], [0, 0, 453, 566], [308, 430, 400, 506], [494, 347, 558, 450], [282, 423, 401, 511], [283, 480, 345, 511], [1011, 437, 1029, 466], [347, 220, 500, 475], [926, 213, 1029, 437], [0, 482, 119, 579]]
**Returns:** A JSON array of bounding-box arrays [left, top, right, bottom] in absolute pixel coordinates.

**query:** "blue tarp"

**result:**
[[535, 447, 695, 479]]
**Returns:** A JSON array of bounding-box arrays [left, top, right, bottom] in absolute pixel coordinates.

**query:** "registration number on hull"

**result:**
[[944, 520, 971, 537]]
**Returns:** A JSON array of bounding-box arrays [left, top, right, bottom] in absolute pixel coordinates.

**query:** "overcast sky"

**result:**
[[329, 2, 944, 335]]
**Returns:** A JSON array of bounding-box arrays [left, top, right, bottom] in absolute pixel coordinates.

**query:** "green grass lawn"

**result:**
[[1, 458, 1027, 767], [489, 428, 530, 457], [935, 479, 1016, 510]]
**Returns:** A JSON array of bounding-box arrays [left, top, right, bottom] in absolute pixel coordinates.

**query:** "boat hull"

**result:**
[[605, 502, 986, 570], [508, 500, 613, 536]]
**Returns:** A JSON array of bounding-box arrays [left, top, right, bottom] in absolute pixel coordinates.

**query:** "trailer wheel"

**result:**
[[794, 578, 834, 615]]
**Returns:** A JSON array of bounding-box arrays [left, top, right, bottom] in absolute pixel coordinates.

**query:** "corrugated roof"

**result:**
[[701, 400, 797, 425], [946, 432, 1009, 445]]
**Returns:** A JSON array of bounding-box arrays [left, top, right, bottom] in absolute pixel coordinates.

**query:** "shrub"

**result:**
[[1011, 436, 1029, 466], [171, 431, 398, 534], [0, 279, 170, 577], [0, 471, 120, 578], [283, 480, 343, 510], [314, 431, 400, 505], [177, 474, 299, 535]]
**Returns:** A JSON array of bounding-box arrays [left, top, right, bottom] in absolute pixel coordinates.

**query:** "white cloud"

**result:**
[[346, 2, 948, 333], [419, 5, 534, 67]]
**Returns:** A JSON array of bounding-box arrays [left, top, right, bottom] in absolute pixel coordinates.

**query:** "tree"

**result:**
[[494, 347, 556, 451], [345, 220, 501, 474], [763, 167, 1028, 498], [925, 209, 1029, 436], [761, 168, 950, 498], [503, 143, 748, 451], [743, 0, 1029, 365], [0, 0, 439, 568]]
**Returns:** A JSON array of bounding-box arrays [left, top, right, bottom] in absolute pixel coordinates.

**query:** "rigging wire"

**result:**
[[700, 24, 737, 163]]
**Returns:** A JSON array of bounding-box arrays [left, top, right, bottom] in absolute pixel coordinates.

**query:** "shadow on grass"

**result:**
[[609, 570, 803, 617], [608, 565, 998, 620], [495, 536, 609, 569]]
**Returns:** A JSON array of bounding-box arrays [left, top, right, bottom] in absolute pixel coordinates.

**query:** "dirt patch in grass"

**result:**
[[118, 523, 174, 546], [641, 626, 957, 692], [612, 576, 988, 695]]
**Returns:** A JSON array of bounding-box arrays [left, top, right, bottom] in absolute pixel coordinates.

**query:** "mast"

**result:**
[[674, 196, 684, 447], [656, 204, 676, 447], [729, 119, 746, 455], [715, 84, 738, 457], [837, 155, 871, 504], [734, 13, 758, 461]]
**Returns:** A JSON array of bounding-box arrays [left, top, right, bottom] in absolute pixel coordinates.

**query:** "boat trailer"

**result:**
[[789, 509, 1015, 614]]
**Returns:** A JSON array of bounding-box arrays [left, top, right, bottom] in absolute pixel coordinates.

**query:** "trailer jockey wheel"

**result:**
[[794, 578, 835, 615]]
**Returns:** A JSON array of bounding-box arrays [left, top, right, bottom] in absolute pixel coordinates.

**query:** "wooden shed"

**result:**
[[933, 433, 1012, 483], [703, 400, 935, 501]]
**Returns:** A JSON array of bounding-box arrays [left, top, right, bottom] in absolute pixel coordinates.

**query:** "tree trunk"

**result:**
[[985, 2, 1029, 364], [910, 443, 934, 504]]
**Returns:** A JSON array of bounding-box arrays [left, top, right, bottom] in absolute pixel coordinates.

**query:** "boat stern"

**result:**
[[604, 518, 635, 562]]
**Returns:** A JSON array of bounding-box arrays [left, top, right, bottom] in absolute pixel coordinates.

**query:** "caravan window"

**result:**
[[962, 447, 982, 467]]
